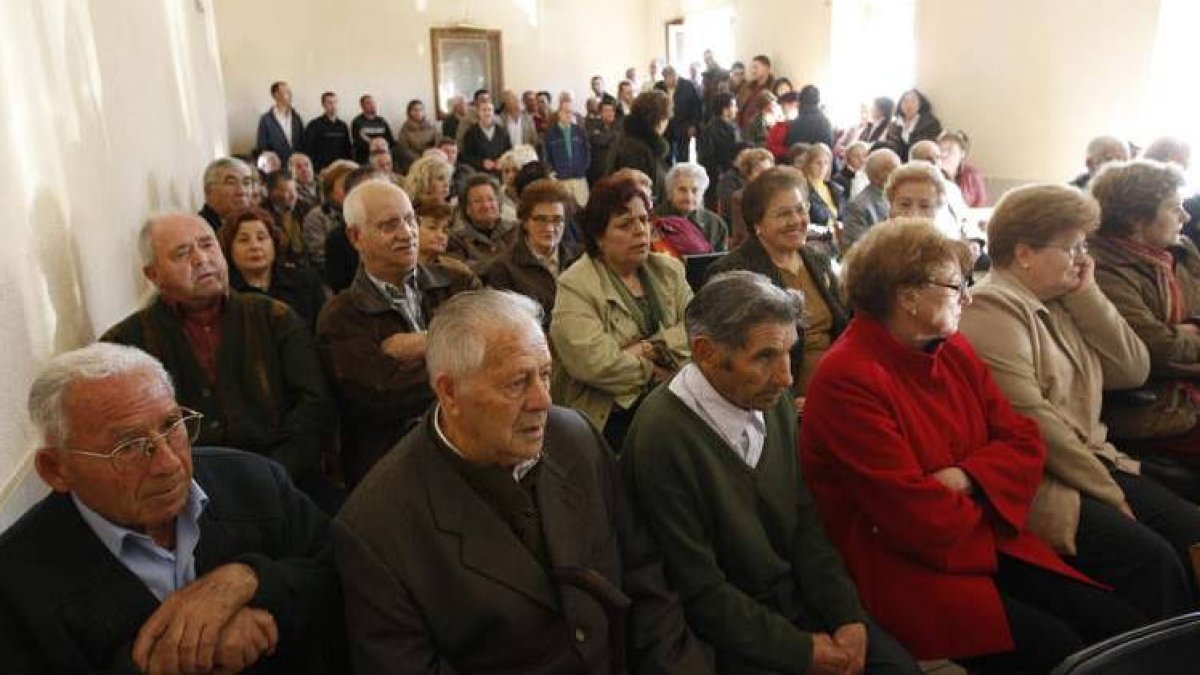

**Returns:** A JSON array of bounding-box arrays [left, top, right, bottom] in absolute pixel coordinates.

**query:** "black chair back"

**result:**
[[1052, 612, 1200, 674]]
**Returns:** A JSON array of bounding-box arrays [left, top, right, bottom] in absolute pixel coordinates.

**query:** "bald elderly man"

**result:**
[[0, 343, 343, 674], [102, 213, 334, 489], [841, 148, 901, 252], [1070, 135, 1130, 189]]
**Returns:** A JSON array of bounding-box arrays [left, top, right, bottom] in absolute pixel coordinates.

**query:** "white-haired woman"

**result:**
[[497, 145, 539, 222], [655, 162, 729, 251], [405, 153, 455, 206]]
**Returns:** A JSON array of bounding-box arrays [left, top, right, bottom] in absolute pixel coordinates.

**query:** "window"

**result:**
[[1146, 0, 1200, 186], [828, 0, 916, 128], [667, 7, 736, 72]]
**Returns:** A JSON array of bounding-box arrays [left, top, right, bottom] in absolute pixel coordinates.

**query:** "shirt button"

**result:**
[[574, 628, 586, 643]]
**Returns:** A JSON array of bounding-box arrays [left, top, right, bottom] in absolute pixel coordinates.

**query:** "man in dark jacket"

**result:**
[[460, 100, 512, 176], [586, 100, 620, 185], [1, 342, 343, 675], [698, 92, 741, 205], [102, 213, 334, 490], [623, 272, 920, 674], [656, 66, 703, 164], [351, 94, 395, 164], [304, 91, 354, 172], [317, 179, 479, 486], [256, 81, 305, 164], [786, 84, 834, 149], [199, 157, 254, 230], [332, 289, 714, 674], [543, 99, 591, 202]]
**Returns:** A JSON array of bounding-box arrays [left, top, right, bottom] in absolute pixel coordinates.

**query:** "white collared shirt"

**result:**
[[366, 268, 425, 331], [434, 405, 540, 481], [273, 106, 294, 146], [669, 363, 767, 468]]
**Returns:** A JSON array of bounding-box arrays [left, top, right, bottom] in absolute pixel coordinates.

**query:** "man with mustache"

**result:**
[[622, 271, 921, 675], [317, 179, 479, 487], [333, 289, 714, 674], [101, 213, 334, 495], [0, 343, 343, 674]]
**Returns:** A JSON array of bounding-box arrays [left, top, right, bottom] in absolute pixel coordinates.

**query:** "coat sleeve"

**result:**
[[652, 260, 694, 363], [624, 422, 816, 673], [549, 271, 653, 395], [256, 114, 270, 153], [316, 302, 432, 420], [790, 468, 869, 632], [231, 457, 343, 666], [332, 519, 460, 675], [840, 198, 871, 250], [267, 303, 335, 478], [803, 361, 1038, 573], [959, 292, 1127, 508], [1094, 263, 1200, 377], [1060, 283, 1151, 390]]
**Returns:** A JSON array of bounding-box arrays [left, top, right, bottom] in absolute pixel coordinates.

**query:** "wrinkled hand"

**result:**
[[1067, 254, 1095, 295], [932, 467, 974, 495], [381, 333, 426, 361], [211, 607, 278, 674], [133, 563, 258, 675], [795, 396, 807, 417], [832, 623, 868, 675], [810, 633, 852, 675]]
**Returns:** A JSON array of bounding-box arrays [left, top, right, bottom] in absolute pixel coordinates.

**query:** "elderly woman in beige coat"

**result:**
[[550, 176, 692, 450], [959, 184, 1200, 620]]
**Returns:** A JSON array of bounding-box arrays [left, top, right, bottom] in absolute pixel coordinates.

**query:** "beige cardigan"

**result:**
[[549, 253, 692, 431], [959, 269, 1150, 553]]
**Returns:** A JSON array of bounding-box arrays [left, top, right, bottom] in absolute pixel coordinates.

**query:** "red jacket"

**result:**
[[765, 121, 790, 162], [800, 317, 1099, 661]]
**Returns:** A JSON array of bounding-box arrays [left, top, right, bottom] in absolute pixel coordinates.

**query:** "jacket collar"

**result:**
[[980, 268, 1050, 315], [346, 263, 453, 318], [849, 315, 950, 376], [451, 213, 516, 246], [418, 411, 586, 613], [511, 235, 578, 271]]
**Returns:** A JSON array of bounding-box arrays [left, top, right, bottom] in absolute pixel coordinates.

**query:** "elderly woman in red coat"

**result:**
[[800, 218, 1146, 674]]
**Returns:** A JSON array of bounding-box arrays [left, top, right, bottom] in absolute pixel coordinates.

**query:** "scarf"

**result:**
[[1112, 236, 1187, 325]]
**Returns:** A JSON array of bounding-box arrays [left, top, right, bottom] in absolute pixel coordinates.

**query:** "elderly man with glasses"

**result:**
[[0, 342, 344, 674]]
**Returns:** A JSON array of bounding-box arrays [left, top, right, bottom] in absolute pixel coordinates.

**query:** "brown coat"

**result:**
[[332, 407, 715, 675], [447, 213, 520, 273], [316, 264, 481, 485], [959, 270, 1149, 553], [484, 236, 581, 324], [1090, 234, 1200, 439]]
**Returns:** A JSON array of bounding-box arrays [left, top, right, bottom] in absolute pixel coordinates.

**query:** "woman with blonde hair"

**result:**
[[405, 153, 454, 205]]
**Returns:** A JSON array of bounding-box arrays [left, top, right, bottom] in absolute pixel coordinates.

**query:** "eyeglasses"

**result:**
[[66, 409, 203, 474], [926, 277, 974, 296], [529, 214, 566, 226], [1047, 240, 1088, 258]]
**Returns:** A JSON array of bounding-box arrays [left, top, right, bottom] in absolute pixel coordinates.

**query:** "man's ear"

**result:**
[[346, 225, 364, 253], [34, 448, 71, 493], [691, 335, 720, 370], [431, 372, 458, 416], [142, 262, 158, 285]]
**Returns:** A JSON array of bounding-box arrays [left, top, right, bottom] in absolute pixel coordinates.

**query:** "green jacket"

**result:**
[[622, 382, 866, 673], [549, 253, 692, 430], [102, 292, 334, 479]]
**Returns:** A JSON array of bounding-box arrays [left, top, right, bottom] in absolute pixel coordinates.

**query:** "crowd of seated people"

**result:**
[[10, 51, 1200, 675]]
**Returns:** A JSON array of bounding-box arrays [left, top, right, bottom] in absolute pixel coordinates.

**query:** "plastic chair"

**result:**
[[1051, 612, 1200, 674]]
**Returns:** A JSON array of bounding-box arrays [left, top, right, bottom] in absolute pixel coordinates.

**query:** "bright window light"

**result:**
[[1145, 0, 1200, 187], [828, 0, 916, 128]]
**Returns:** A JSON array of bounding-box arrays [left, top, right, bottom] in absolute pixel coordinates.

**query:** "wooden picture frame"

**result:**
[[430, 28, 503, 119]]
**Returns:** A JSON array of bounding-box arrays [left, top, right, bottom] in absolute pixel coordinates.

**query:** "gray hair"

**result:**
[[908, 139, 940, 163], [202, 157, 252, 188], [884, 161, 946, 206], [137, 212, 199, 266], [865, 148, 901, 186], [405, 154, 453, 198], [497, 145, 539, 172], [427, 290, 544, 381], [665, 162, 711, 197], [29, 343, 174, 446], [343, 178, 409, 231], [687, 271, 802, 348]]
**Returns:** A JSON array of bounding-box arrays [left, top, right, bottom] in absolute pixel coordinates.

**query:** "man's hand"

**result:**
[[832, 623, 868, 675], [133, 563, 258, 675], [932, 467, 974, 495], [211, 607, 278, 674], [381, 333, 426, 361], [810, 633, 852, 675]]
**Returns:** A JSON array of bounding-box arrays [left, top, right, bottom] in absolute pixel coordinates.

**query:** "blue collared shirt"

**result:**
[[669, 363, 767, 468], [73, 481, 209, 601]]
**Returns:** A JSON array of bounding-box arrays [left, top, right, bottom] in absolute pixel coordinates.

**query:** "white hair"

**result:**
[[426, 290, 543, 382], [29, 343, 174, 446], [202, 157, 252, 188], [343, 178, 409, 231], [664, 162, 711, 196], [497, 145, 539, 172]]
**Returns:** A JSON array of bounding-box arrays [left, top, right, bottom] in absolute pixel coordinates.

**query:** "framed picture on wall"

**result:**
[[430, 27, 503, 119]]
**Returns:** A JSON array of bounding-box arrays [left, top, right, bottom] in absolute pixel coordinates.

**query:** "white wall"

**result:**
[[916, 0, 1163, 191], [0, 0, 229, 529], [214, 0, 652, 154]]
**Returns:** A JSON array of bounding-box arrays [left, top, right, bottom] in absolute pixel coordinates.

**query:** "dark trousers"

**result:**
[[1066, 471, 1199, 620], [864, 619, 922, 675], [961, 555, 1145, 675]]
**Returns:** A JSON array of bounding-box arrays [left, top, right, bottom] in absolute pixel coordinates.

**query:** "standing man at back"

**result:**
[[305, 91, 354, 172], [351, 94, 396, 164], [256, 81, 306, 164]]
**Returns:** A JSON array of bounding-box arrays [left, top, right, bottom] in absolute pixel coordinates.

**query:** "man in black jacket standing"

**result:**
[[656, 66, 703, 164], [304, 91, 354, 172]]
